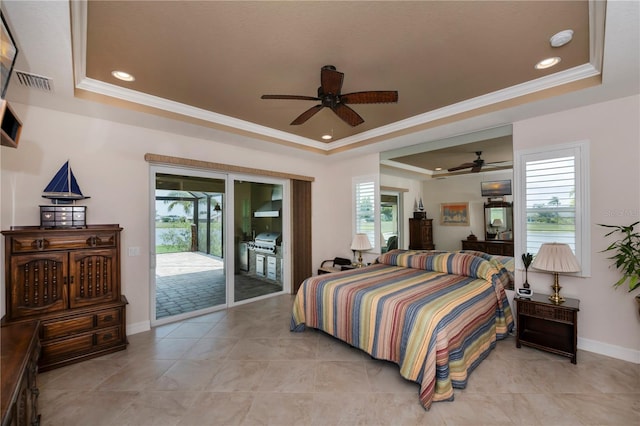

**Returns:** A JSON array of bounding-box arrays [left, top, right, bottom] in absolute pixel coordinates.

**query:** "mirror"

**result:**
[[485, 201, 513, 241], [378, 126, 514, 254]]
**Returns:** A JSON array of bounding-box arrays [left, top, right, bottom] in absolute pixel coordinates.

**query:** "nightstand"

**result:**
[[515, 293, 580, 364]]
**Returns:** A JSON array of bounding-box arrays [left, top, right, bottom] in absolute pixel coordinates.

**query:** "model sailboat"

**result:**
[[42, 161, 90, 204]]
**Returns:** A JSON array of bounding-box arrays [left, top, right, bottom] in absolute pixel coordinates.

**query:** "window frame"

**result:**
[[353, 175, 380, 253], [514, 140, 591, 276]]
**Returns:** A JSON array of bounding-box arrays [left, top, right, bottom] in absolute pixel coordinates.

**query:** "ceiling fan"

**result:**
[[261, 65, 398, 127], [447, 151, 489, 173]]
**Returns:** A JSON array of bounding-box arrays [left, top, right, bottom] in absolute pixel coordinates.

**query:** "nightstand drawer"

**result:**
[[518, 302, 575, 322]]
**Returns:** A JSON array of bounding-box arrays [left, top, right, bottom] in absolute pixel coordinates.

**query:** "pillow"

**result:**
[[376, 249, 498, 281]]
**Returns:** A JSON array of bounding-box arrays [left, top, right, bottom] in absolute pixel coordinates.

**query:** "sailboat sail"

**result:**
[[42, 161, 90, 203]]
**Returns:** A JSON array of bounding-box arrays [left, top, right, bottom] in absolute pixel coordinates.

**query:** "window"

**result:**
[[353, 175, 379, 251], [515, 141, 590, 276]]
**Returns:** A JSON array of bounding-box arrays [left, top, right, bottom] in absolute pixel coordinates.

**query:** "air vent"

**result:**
[[14, 71, 54, 92]]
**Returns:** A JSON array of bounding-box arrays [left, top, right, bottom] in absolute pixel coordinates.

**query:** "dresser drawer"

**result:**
[[10, 231, 118, 253], [42, 314, 95, 340], [95, 326, 122, 348], [96, 309, 120, 327], [42, 333, 94, 360]]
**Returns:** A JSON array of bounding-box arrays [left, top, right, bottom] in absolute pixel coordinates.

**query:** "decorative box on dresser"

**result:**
[[1, 320, 41, 426], [409, 218, 435, 250], [1, 224, 128, 372]]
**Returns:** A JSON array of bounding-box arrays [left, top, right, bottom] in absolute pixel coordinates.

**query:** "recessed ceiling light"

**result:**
[[111, 70, 135, 82], [321, 134, 332, 140], [435, 167, 442, 171], [535, 57, 561, 70], [550, 30, 574, 48]]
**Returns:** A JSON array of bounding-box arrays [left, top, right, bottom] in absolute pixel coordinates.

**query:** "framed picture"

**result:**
[[1, 12, 19, 99], [440, 202, 470, 226]]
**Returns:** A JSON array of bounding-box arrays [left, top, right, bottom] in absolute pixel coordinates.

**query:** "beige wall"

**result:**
[[0, 104, 373, 329], [513, 95, 640, 361], [2, 94, 638, 362]]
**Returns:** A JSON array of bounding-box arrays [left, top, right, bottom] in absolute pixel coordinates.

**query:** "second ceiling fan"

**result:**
[[448, 151, 492, 173], [261, 65, 398, 127]]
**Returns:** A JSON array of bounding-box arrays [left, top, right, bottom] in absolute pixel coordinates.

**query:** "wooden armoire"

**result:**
[[408, 218, 435, 250], [1, 224, 128, 372]]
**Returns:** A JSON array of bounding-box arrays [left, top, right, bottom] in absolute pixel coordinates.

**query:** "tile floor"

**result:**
[[38, 294, 639, 425]]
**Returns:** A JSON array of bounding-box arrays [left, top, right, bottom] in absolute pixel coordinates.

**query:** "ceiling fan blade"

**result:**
[[261, 94, 319, 101], [447, 163, 475, 172], [471, 165, 483, 173], [341, 91, 398, 104], [321, 66, 344, 95], [290, 105, 324, 125], [332, 103, 364, 127]]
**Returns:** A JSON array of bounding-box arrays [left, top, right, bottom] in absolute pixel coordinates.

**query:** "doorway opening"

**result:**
[[153, 173, 226, 321]]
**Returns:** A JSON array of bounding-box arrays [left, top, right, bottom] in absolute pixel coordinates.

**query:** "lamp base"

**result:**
[[548, 272, 565, 304], [355, 251, 364, 268]]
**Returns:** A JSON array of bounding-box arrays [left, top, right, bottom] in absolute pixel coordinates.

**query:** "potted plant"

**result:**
[[598, 221, 640, 315], [521, 252, 533, 288]]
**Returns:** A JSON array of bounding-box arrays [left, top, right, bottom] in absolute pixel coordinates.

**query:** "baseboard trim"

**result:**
[[578, 337, 640, 364], [127, 320, 151, 336]]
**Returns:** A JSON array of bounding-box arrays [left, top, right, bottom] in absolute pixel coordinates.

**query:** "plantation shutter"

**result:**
[[524, 156, 576, 254], [354, 179, 377, 249]]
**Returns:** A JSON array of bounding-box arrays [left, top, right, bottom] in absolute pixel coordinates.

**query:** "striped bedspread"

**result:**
[[291, 250, 514, 409]]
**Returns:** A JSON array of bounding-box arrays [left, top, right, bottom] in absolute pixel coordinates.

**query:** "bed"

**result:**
[[458, 250, 515, 290], [291, 249, 514, 410]]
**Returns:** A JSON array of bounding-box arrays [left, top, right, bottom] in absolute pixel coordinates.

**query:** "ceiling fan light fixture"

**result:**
[[535, 57, 561, 70], [111, 70, 135, 82]]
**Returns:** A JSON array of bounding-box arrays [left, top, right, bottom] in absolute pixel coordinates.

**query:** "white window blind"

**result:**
[[525, 156, 576, 253], [516, 141, 590, 276], [353, 177, 378, 250]]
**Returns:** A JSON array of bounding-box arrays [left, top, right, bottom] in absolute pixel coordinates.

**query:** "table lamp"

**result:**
[[531, 243, 581, 304], [351, 233, 372, 268]]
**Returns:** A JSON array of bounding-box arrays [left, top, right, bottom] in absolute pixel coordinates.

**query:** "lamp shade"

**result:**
[[531, 243, 581, 273], [351, 233, 372, 251], [491, 218, 503, 227]]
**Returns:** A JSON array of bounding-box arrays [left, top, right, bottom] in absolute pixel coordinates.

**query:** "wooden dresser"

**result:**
[[409, 218, 435, 250], [461, 239, 514, 256], [1, 320, 41, 426], [1, 224, 128, 372]]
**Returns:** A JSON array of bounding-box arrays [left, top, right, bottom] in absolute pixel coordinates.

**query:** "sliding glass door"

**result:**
[[150, 167, 290, 324]]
